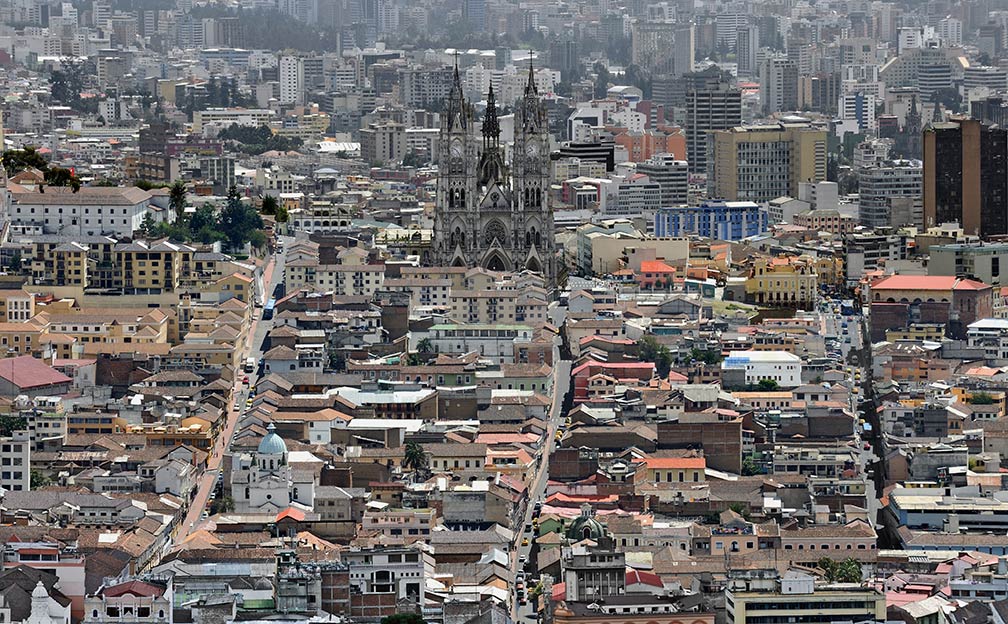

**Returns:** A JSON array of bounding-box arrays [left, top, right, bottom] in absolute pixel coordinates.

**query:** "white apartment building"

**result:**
[[192, 108, 275, 133], [7, 187, 154, 237], [279, 55, 304, 105], [0, 430, 31, 492], [722, 350, 803, 387]]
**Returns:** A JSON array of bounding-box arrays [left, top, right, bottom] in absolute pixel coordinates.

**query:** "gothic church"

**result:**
[[431, 61, 556, 291]]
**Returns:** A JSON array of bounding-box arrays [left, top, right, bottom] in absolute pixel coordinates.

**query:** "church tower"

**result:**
[[512, 60, 555, 286], [432, 58, 556, 292]]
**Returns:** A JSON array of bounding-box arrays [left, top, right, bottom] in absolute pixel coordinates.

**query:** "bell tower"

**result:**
[[432, 55, 477, 268], [512, 59, 555, 286]]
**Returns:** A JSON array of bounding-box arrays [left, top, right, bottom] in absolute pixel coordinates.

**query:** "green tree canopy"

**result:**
[[2, 146, 49, 176], [218, 186, 264, 251], [639, 335, 673, 378]]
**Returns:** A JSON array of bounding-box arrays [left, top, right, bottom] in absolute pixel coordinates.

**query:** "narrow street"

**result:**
[[175, 241, 287, 542], [512, 330, 572, 622]]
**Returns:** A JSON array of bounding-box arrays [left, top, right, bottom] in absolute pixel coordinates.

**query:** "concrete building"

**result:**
[[0, 430, 31, 492], [279, 55, 304, 105], [708, 121, 827, 203], [924, 118, 1008, 236], [7, 187, 155, 237], [654, 201, 767, 240], [858, 160, 923, 228], [722, 350, 803, 387], [760, 56, 799, 114], [726, 570, 885, 624], [635, 154, 688, 207], [684, 80, 742, 174], [930, 242, 1008, 286], [360, 121, 406, 165]]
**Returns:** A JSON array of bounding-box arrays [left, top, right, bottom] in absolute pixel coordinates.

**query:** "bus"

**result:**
[[263, 298, 276, 320]]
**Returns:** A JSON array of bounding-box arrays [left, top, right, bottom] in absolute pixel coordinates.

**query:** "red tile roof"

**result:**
[[102, 580, 166, 598], [639, 260, 677, 274], [643, 457, 706, 469], [871, 275, 958, 290], [276, 507, 306, 523], [0, 356, 72, 389], [626, 568, 664, 588]]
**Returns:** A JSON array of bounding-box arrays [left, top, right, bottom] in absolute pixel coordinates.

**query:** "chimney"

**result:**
[[944, 512, 960, 534]]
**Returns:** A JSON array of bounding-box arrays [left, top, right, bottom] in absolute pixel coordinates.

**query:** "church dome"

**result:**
[[257, 423, 288, 456], [565, 504, 608, 541]]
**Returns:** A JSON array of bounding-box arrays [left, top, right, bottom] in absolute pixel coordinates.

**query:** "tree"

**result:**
[[741, 454, 760, 476], [638, 335, 673, 378], [818, 557, 862, 583], [931, 88, 962, 114], [218, 185, 264, 251], [210, 495, 234, 515], [969, 392, 995, 405], [275, 205, 289, 223], [757, 379, 779, 391], [261, 195, 279, 215], [138, 213, 157, 237], [403, 441, 429, 479], [417, 338, 434, 354], [593, 61, 611, 99], [2, 146, 49, 176], [7, 251, 21, 272], [44, 166, 81, 191], [380, 615, 425, 624], [0, 414, 26, 436], [169, 180, 188, 222], [30, 470, 52, 489]]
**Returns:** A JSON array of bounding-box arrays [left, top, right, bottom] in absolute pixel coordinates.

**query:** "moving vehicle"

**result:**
[[244, 357, 256, 373], [263, 297, 276, 320], [522, 538, 528, 546], [242, 375, 250, 384]]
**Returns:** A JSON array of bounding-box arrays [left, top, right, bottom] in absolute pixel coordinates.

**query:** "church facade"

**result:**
[[431, 62, 557, 292]]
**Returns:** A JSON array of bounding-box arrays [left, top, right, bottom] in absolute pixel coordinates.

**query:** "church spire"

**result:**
[[525, 54, 537, 96], [482, 82, 500, 146], [446, 51, 468, 129]]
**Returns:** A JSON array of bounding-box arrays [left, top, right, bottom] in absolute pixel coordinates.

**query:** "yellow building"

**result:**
[[638, 457, 706, 484], [114, 240, 196, 294], [726, 575, 886, 624], [709, 121, 828, 202], [37, 305, 171, 346], [745, 256, 818, 307]]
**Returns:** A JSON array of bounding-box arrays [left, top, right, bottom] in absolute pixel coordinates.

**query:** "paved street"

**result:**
[[175, 240, 288, 542], [512, 341, 571, 622]]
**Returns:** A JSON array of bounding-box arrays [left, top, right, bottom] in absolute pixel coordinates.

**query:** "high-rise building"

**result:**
[[279, 55, 304, 105], [839, 92, 878, 132], [924, 118, 1008, 236], [635, 154, 688, 206], [632, 22, 693, 77], [684, 80, 742, 174], [760, 56, 799, 114], [431, 62, 556, 290], [464, 0, 486, 32], [858, 160, 923, 228], [919, 63, 953, 102], [736, 25, 759, 77], [708, 121, 828, 203]]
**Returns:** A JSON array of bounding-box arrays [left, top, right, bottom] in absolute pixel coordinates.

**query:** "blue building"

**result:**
[[654, 200, 768, 240]]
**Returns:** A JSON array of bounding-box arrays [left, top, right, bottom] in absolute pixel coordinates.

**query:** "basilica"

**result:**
[[431, 61, 556, 291]]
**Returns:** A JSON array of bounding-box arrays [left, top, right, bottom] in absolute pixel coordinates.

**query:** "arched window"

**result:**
[[93, 610, 99, 619]]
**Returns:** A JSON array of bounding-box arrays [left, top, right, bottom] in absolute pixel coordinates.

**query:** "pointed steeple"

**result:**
[[525, 54, 537, 96], [482, 82, 500, 145], [446, 51, 468, 130]]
